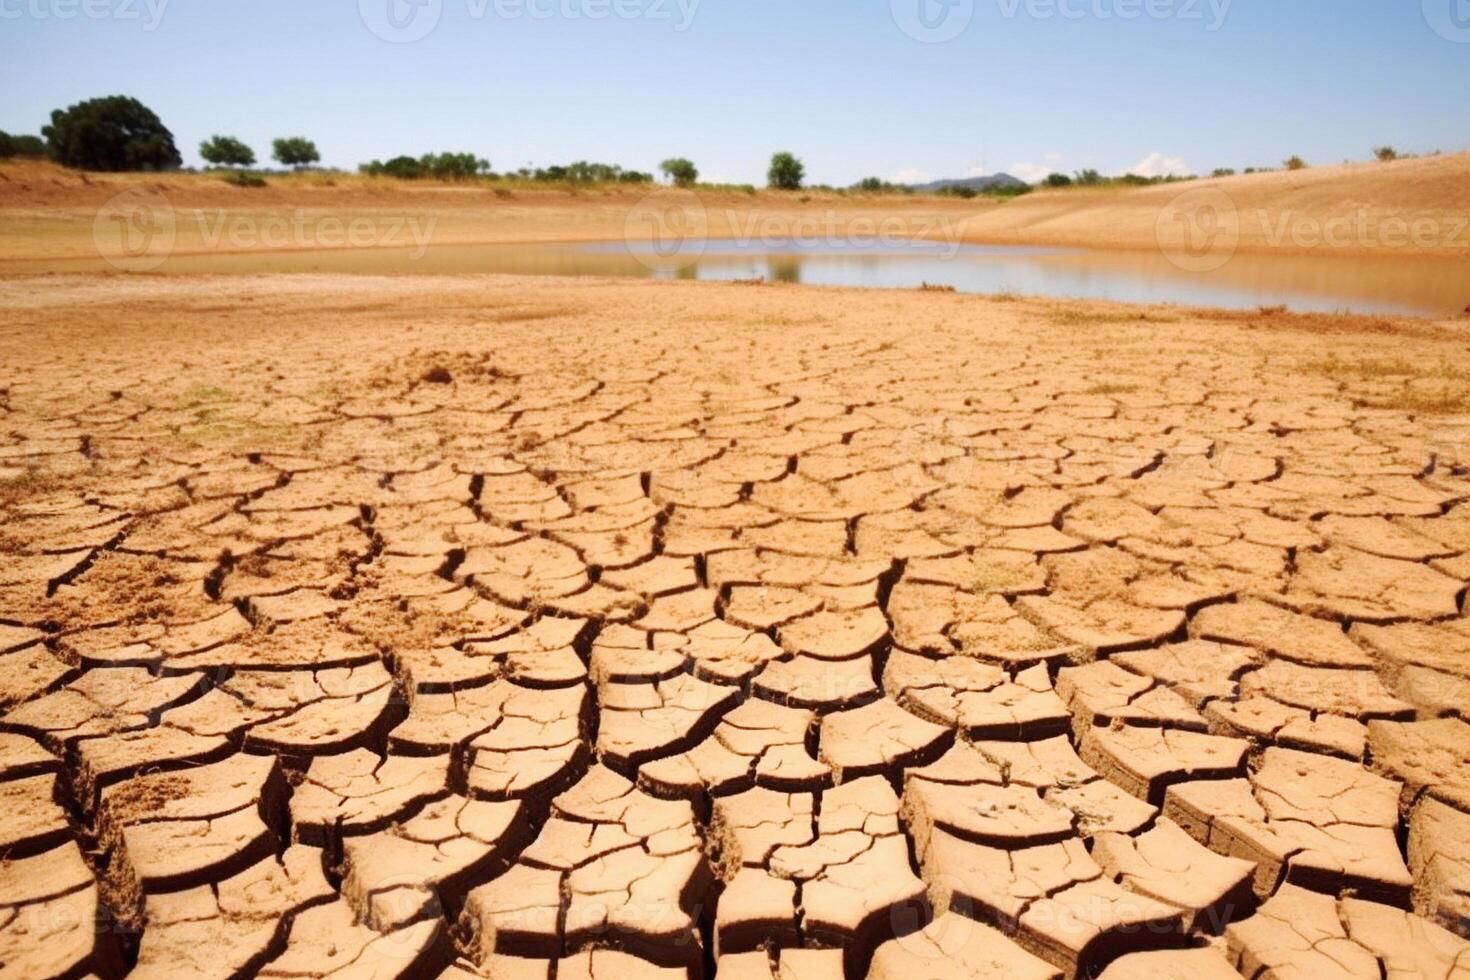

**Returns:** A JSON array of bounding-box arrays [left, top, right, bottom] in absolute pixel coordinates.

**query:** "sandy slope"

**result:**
[[2, 152, 1468, 267]]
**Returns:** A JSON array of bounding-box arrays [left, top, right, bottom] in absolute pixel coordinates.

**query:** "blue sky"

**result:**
[[3, 0, 1468, 184]]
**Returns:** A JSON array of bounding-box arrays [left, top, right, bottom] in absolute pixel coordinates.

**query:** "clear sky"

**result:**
[[3, 0, 1468, 185]]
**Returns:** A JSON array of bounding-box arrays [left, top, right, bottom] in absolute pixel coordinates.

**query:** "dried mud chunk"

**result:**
[[558, 948, 693, 979], [392, 680, 585, 757], [1082, 726, 1249, 805], [776, 605, 888, 662], [711, 787, 816, 870], [291, 750, 450, 845], [0, 667, 207, 748], [904, 767, 1075, 849], [72, 722, 234, 799], [1319, 514, 1457, 561], [639, 698, 827, 798], [867, 913, 1063, 980], [465, 702, 587, 802], [818, 697, 951, 782], [1284, 547, 1463, 623], [972, 737, 1158, 835], [0, 733, 59, 780], [1192, 597, 1375, 667], [884, 651, 1070, 740], [714, 866, 800, 954], [1368, 717, 1470, 811], [1110, 640, 1260, 706], [888, 581, 1077, 665], [342, 795, 528, 929], [0, 842, 117, 980], [1091, 818, 1256, 932], [98, 753, 286, 899], [767, 777, 928, 950], [1205, 695, 1368, 760], [1015, 594, 1185, 655], [134, 847, 336, 980], [1095, 948, 1243, 980], [1408, 796, 1470, 934], [597, 672, 740, 770], [1056, 659, 1207, 734], [1018, 877, 1184, 975], [723, 586, 825, 631], [1339, 895, 1470, 977], [904, 548, 1046, 596], [0, 774, 71, 856], [0, 642, 75, 710], [676, 617, 784, 685], [1239, 659, 1413, 721], [258, 899, 447, 978], [1226, 884, 1380, 979], [752, 653, 878, 711], [461, 767, 707, 967], [229, 661, 398, 757]]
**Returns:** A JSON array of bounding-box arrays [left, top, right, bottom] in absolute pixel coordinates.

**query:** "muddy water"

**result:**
[[14, 239, 1469, 316]]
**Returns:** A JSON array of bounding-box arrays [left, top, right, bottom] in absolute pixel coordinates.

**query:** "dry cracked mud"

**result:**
[[1, 273, 1469, 979]]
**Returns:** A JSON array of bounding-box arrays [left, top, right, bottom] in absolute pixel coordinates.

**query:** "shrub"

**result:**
[[1211, 168, 1236, 177], [935, 185, 978, 199], [0, 132, 47, 159], [1373, 146, 1398, 162], [221, 171, 266, 188], [1044, 172, 1073, 187], [767, 152, 805, 190], [200, 135, 256, 168], [273, 137, 320, 170], [42, 95, 182, 171], [1284, 155, 1307, 171], [660, 157, 699, 187], [421, 152, 490, 180], [1073, 168, 1102, 186]]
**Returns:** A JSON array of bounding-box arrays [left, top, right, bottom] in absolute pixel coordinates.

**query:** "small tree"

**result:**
[[1044, 172, 1073, 187], [1373, 146, 1398, 162], [273, 137, 320, 170], [767, 152, 804, 190], [1284, 155, 1307, 171], [1211, 168, 1237, 178], [200, 135, 256, 168], [0, 132, 46, 158], [42, 95, 182, 171], [660, 157, 699, 187], [1073, 168, 1102, 186]]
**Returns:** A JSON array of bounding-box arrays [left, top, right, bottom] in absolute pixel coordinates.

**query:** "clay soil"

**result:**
[[1, 271, 1469, 978]]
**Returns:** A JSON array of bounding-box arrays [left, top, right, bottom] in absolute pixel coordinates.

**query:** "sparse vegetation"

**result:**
[[1045, 173, 1073, 187], [767, 152, 805, 191], [1211, 168, 1237, 178], [1373, 146, 1399, 162], [200, 134, 256, 168], [220, 171, 267, 188], [43, 95, 182, 171], [273, 137, 321, 170], [659, 157, 699, 187], [919, 282, 956, 292], [1285, 155, 1307, 171], [0, 131, 46, 159], [361, 152, 490, 180]]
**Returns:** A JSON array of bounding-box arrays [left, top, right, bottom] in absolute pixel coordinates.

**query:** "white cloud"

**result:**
[[1004, 152, 1066, 184], [888, 168, 934, 184], [1122, 152, 1192, 178]]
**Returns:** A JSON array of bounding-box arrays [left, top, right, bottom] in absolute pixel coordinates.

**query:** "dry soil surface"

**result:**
[[2, 274, 1470, 980]]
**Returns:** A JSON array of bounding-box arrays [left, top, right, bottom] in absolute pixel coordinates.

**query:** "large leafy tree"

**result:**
[[42, 96, 182, 171], [767, 152, 804, 190], [200, 135, 256, 168], [273, 137, 321, 169]]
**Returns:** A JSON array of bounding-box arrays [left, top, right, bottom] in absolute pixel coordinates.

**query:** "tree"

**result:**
[[1284, 155, 1307, 171], [1073, 168, 1102, 186], [660, 157, 699, 187], [42, 95, 181, 171], [199, 135, 256, 168], [421, 152, 490, 180], [0, 131, 46, 158], [767, 152, 804, 190], [273, 137, 321, 170], [1211, 168, 1237, 178], [1373, 146, 1398, 162], [1044, 172, 1073, 187]]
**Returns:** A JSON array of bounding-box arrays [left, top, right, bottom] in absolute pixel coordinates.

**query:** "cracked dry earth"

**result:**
[[2, 274, 1470, 980]]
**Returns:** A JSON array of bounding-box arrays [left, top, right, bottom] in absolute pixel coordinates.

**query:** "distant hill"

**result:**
[[911, 173, 1029, 193]]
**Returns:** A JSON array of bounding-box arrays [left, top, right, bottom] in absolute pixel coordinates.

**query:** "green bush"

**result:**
[[200, 135, 256, 168], [1373, 146, 1398, 162], [273, 137, 321, 170], [0, 132, 47, 159], [1073, 168, 1102, 186], [221, 171, 267, 188], [767, 152, 805, 190], [1211, 168, 1236, 177], [1284, 155, 1307, 171], [660, 157, 699, 187], [42, 95, 182, 171], [1044, 173, 1073, 187]]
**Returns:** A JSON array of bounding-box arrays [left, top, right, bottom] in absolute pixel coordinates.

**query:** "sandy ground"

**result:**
[[1, 273, 1470, 979], [3, 152, 1469, 268]]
